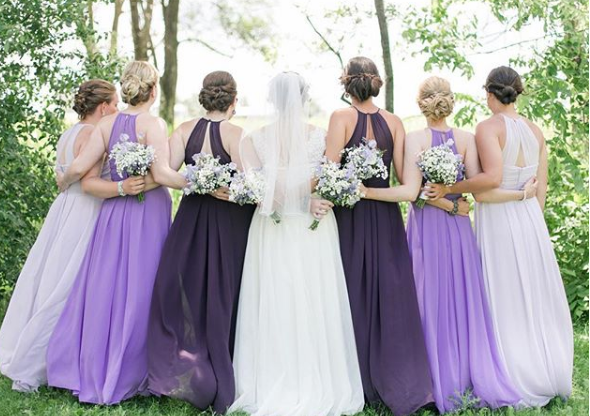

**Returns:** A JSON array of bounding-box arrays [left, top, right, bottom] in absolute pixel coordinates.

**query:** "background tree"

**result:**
[[374, 0, 394, 112], [159, 0, 180, 125]]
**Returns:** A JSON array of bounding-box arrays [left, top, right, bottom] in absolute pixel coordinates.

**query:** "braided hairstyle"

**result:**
[[340, 56, 384, 102], [199, 71, 237, 112], [72, 79, 116, 119], [484, 66, 524, 105]]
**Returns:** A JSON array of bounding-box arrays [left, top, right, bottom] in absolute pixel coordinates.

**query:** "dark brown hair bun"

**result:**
[[340, 56, 383, 102], [199, 71, 237, 112], [484, 66, 524, 105], [73, 79, 117, 119]]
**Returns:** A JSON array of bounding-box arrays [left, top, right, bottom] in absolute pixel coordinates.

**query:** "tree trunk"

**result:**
[[130, 0, 154, 60], [374, 0, 394, 112], [160, 0, 180, 126], [109, 0, 124, 55], [77, 0, 99, 58]]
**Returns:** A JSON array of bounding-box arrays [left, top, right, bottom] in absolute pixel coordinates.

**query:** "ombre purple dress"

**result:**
[[46, 113, 172, 404], [406, 128, 521, 413], [333, 108, 434, 416], [148, 119, 255, 413]]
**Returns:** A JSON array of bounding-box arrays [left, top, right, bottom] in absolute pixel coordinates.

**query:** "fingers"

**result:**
[[211, 187, 230, 201]]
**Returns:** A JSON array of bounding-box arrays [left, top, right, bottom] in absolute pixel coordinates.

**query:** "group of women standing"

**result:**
[[0, 56, 573, 416]]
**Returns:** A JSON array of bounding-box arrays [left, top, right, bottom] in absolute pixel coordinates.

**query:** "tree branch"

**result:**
[[304, 14, 344, 69], [180, 37, 234, 58]]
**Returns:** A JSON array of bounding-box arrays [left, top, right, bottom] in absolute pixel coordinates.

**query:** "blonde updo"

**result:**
[[417, 76, 455, 120], [120, 61, 159, 106]]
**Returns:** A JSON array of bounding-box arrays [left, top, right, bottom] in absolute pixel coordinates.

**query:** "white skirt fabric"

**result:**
[[229, 210, 364, 416]]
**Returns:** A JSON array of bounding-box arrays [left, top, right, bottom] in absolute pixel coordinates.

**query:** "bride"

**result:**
[[228, 72, 364, 416]]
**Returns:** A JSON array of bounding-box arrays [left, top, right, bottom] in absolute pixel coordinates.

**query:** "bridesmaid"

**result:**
[[402, 76, 521, 412], [148, 71, 255, 412], [428, 67, 573, 406], [0, 80, 119, 392], [325, 56, 434, 416], [46, 61, 184, 404]]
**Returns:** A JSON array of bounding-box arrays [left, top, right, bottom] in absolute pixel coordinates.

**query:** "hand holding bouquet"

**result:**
[[109, 133, 156, 202], [309, 159, 362, 230], [183, 153, 236, 196], [415, 139, 464, 208]]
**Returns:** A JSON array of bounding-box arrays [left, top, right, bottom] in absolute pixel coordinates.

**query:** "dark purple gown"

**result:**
[[333, 108, 434, 416], [148, 119, 255, 412]]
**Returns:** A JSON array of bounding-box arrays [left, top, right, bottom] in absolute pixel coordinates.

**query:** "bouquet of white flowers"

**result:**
[[342, 138, 388, 181], [109, 133, 156, 202], [228, 169, 265, 206], [415, 139, 464, 208], [183, 153, 236, 196], [309, 159, 362, 230]]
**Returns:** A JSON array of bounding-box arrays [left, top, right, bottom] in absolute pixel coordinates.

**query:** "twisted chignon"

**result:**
[[417, 76, 455, 120]]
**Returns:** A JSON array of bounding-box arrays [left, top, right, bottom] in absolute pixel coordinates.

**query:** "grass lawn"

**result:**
[[0, 326, 587, 416]]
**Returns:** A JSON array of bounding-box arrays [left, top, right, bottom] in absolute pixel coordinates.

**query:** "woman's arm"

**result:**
[[148, 118, 188, 190], [325, 111, 348, 163], [536, 139, 548, 210], [425, 119, 504, 199], [58, 125, 108, 191], [81, 159, 146, 198], [389, 115, 405, 183], [361, 131, 422, 202]]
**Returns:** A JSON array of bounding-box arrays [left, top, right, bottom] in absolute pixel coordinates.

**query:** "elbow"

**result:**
[[473, 193, 483, 202], [489, 174, 502, 189], [151, 168, 165, 185], [81, 179, 90, 193]]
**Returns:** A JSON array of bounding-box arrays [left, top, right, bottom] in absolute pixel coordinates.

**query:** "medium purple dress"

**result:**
[[148, 119, 255, 413], [333, 108, 434, 416], [406, 128, 521, 413], [46, 113, 172, 404]]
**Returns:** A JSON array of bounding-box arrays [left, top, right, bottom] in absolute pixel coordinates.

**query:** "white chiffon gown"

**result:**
[[0, 123, 105, 392], [475, 114, 573, 407], [229, 128, 364, 416]]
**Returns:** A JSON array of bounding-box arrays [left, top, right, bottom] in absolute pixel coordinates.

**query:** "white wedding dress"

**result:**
[[229, 124, 364, 416], [475, 114, 573, 407], [0, 123, 105, 392]]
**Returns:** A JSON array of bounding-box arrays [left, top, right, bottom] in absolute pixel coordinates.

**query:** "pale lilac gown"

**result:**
[[475, 115, 573, 406], [406, 128, 521, 413], [46, 113, 171, 404], [0, 124, 104, 392]]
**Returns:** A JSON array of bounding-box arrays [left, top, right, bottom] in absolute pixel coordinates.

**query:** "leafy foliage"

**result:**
[[0, 0, 122, 304]]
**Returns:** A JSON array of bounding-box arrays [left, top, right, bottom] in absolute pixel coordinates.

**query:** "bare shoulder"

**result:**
[[176, 118, 199, 136], [220, 120, 244, 141], [475, 114, 503, 135], [453, 127, 475, 145], [379, 109, 403, 126], [406, 128, 427, 142], [329, 107, 357, 123]]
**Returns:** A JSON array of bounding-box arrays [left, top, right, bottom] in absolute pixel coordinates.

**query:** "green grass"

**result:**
[[0, 327, 587, 416]]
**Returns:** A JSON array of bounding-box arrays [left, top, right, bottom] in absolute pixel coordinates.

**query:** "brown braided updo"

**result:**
[[72, 79, 116, 119], [340, 57, 383, 102], [198, 71, 238, 112]]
